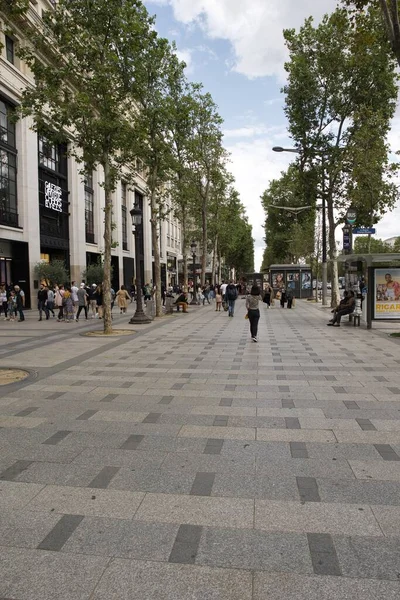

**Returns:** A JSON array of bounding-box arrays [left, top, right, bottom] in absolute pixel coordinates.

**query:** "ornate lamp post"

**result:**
[[190, 240, 197, 305], [129, 204, 152, 324]]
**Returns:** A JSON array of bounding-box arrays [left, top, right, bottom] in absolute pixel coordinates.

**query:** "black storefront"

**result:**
[[38, 136, 70, 268]]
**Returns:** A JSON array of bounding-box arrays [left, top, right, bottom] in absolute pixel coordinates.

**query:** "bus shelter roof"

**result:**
[[337, 254, 400, 266]]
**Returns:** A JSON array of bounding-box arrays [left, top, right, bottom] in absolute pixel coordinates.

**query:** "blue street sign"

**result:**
[[352, 227, 376, 235]]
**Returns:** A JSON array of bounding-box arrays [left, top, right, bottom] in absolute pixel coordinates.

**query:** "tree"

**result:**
[[13, 0, 155, 334], [261, 166, 316, 268], [343, 1, 400, 67], [283, 6, 398, 305], [82, 261, 113, 287], [134, 36, 184, 317], [34, 260, 68, 287], [353, 235, 400, 253], [185, 88, 225, 286]]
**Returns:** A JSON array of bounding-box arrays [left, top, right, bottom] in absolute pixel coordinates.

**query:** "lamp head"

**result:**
[[130, 205, 142, 226]]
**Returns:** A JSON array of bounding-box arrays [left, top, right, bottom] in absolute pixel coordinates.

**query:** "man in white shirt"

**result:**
[[220, 281, 228, 300], [71, 281, 79, 319]]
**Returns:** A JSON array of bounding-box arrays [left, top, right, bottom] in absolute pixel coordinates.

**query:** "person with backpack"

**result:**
[[225, 280, 238, 317]]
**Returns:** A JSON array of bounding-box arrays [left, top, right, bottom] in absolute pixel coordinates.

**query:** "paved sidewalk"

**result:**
[[0, 299, 400, 599]]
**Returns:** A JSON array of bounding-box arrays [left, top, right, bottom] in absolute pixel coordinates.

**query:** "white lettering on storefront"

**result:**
[[44, 181, 62, 212]]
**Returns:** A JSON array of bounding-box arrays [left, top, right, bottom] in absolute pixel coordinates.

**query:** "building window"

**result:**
[[0, 99, 18, 228], [38, 136, 60, 171], [84, 167, 95, 244], [5, 36, 14, 65], [121, 181, 128, 251]]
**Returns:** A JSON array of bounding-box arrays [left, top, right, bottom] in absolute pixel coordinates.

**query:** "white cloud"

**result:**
[[148, 0, 338, 79], [175, 48, 194, 74]]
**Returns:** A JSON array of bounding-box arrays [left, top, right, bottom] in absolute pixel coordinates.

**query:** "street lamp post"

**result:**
[[129, 204, 152, 324], [190, 241, 197, 305], [273, 146, 328, 306]]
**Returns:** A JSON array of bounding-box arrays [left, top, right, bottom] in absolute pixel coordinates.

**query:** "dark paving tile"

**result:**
[[14, 407, 39, 417], [76, 410, 98, 421], [225, 385, 236, 391], [172, 383, 184, 390], [333, 387, 346, 394], [374, 444, 400, 462], [120, 434, 144, 450], [46, 392, 65, 400], [159, 396, 174, 405], [356, 418, 377, 431], [307, 533, 341, 576], [203, 439, 224, 455], [282, 399, 295, 409], [71, 381, 86, 386], [101, 394, 118, 402], [219, 398, 233, 407], [42, 430, 71, 445], [344, 401, 359, 410], [277, 375, 287, 381], [285, 417, 301, 430], [169, 524, 202, 564], [374, 376, 388, 382], [325, 376, 337, 382], [37, 514, 84, 551], [296, 477, 320, 502], [120, 382, 132, 388], [88, 466, 120, 489], [0, 460, 33, 481], [290, 442, 308, 459], [190, 472, 215, 497], [213, 416, 228, 427], [142, 413, 161, 424], [388, 387, 400, 395], [280, 386, 290, 392]]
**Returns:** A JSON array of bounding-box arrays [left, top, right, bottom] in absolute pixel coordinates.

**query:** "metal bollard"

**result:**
[[165, 297, 173, 315]]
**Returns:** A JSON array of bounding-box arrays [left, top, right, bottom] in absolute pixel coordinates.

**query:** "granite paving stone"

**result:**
[[1, 299, 400, 599]]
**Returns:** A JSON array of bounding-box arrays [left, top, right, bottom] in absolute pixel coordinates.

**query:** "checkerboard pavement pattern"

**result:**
[[0, 299, 400, 599]]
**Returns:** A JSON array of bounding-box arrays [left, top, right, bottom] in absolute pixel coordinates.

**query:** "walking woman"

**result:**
[[95, 284, 104, 319], [246, 285, 263, 342], [116, 285, 130, 314]]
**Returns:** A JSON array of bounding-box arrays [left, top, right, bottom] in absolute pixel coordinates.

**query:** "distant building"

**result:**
[[384, 237, 400, 247]]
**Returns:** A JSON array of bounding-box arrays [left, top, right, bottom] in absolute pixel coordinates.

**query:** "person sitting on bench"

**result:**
[[175, 292, 188, 313], [327, 291, 355, 327], [328, 290, 349, 323]]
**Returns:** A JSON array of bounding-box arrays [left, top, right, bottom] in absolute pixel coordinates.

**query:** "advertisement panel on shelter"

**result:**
[[286, 272, 299, 290], [301, 272, 312, 289], [272, 272, 284, 290], [374, 269, 400, 319]]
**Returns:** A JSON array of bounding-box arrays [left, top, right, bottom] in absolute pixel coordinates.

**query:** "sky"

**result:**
[[144, 0, 400, 270]]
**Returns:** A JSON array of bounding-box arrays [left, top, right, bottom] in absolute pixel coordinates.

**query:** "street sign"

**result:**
[[346, 209, 357, 224], [343, 226, 352, 251], [352, 227, 376, 235]]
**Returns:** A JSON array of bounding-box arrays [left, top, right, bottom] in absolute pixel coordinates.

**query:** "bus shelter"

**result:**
[[337, 253, 400, 329], [269, 264, 313, 299]]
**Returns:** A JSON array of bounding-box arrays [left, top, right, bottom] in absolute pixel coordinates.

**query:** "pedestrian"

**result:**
[[0, 285, 8, 319], [76, 283, 88, 321], [55, 284, 65, 321], [7, 290, 16, 321], [110, 287, 116, 313], [62, 289, 74, 322], [116, 285, 130, 314], [37, 283, 49, 321], [46, 286, 56, 317], [129, 283, 136, 302], [225, 280, 238, 317], [161, 283, 166, 306], [143, 283, 152, 302], [14, 285, 25, 322], [95, 284, 104, 319], [280, 288, 287, 308], [88, 284, 98, 318], [71, 281, 79, 320], [287, 290, 294, 309], [220, 280, 228, 301], [246, 285, 263, 342], [263, 283, 273, 308], [215, 289, 222, 311]]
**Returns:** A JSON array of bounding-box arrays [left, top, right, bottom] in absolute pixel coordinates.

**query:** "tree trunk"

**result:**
[[217, 252, 222, 283], [102, 156, 113, 334], [327, 195, 339, 307], [201, 188, 208, 287], [211, 235, 218, 285], [181, 208, 188, 291], [150, 189, 162, 317]]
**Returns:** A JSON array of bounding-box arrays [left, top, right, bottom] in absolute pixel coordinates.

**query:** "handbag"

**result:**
[[244, 312, 249, 319]]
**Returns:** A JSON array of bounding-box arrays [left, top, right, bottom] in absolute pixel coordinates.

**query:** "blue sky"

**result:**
[[145, 0, 400, 268]]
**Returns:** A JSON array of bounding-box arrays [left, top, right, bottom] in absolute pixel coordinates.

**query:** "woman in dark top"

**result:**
[[246, 285, 263, 342]]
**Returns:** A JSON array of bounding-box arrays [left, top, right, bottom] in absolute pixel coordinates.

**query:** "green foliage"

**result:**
[[261, 166, 316, 268], [34, 260, 68, 287], [354, 236, 400, 253], [82, 261, 113, 286]]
